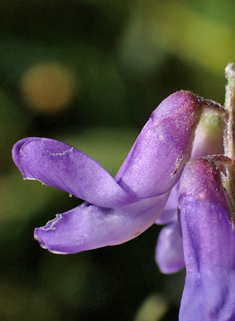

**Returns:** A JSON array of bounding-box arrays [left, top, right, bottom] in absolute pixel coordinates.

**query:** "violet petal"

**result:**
[[179, 158, 235, 321], [115, 91, 204, 198], [12, 137, 136, 207], [155, 108, 225, 274], [155, 221, 184, 274], [34, 192, 170, 254]]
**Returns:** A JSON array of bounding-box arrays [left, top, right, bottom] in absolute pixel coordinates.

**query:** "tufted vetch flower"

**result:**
[[12, 90, 219, 254], [13, 70, 235, 321]]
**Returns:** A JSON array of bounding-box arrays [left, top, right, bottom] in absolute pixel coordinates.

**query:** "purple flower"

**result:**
[[155, 108, 224, 274], [179, 157, 235, 321], [12, 90, 211, 254], [13, 84, 235, 320]]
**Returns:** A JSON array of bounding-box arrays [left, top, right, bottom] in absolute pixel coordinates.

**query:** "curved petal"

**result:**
[[179, 158, 235, 321], [12, 138, 136, 207], [155, 222, 184, 274], [115, 91, 206, 198], [34, 191, 170, 254]]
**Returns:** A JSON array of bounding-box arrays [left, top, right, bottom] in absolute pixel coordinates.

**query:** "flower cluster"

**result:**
[[12, 65, 235, 320]]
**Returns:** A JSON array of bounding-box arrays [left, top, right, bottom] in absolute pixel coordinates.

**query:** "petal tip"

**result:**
[[34, 228, 46, 249], [34, 226, 67, 254]]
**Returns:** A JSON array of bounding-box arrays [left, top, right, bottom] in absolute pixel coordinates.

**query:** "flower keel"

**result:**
[[34, 193, 169, 254]]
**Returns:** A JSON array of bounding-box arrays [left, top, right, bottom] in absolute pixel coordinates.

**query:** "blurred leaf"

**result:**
[[119, 8, 166, 76], [134, 294, 168, 321], [151, 2, 235, 74]]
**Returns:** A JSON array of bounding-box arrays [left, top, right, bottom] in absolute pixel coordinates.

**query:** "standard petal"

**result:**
[[34, 191, 170, 254], [155, 221, 184, 274], [12, 137, 137, 207], [179, 158, 235, 321], [115, 91, 207, 198]]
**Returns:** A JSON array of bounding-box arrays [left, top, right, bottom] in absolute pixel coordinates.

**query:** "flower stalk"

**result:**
[[224, 63, 235, 159], [222, 64, 235, 219]]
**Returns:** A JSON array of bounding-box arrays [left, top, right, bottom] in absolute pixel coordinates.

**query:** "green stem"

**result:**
[[223, 64, 235, 219], [224, 63, 235, 159]]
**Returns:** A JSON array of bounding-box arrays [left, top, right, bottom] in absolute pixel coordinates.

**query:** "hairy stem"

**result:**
[[224, 63, 235, 159]]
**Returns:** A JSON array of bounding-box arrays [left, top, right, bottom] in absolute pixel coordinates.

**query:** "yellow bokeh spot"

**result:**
[[21, 62, 76, 113]]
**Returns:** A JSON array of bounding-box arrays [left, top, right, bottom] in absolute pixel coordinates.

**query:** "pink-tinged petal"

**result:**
[[157, 107, 224, 225], [115, 91, 207, 198], [155, 222, 184, 274], [12, 138, 137, 207], [191, 108, 224, 158], [179, 158, 235, 321], [34, 191, 170, 254]]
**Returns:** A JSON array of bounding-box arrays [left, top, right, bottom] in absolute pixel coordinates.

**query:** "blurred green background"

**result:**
[[1, 0, 234, 320]]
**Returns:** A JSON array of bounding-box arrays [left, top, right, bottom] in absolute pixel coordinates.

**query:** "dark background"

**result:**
[[0, 0, 233, 320]]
